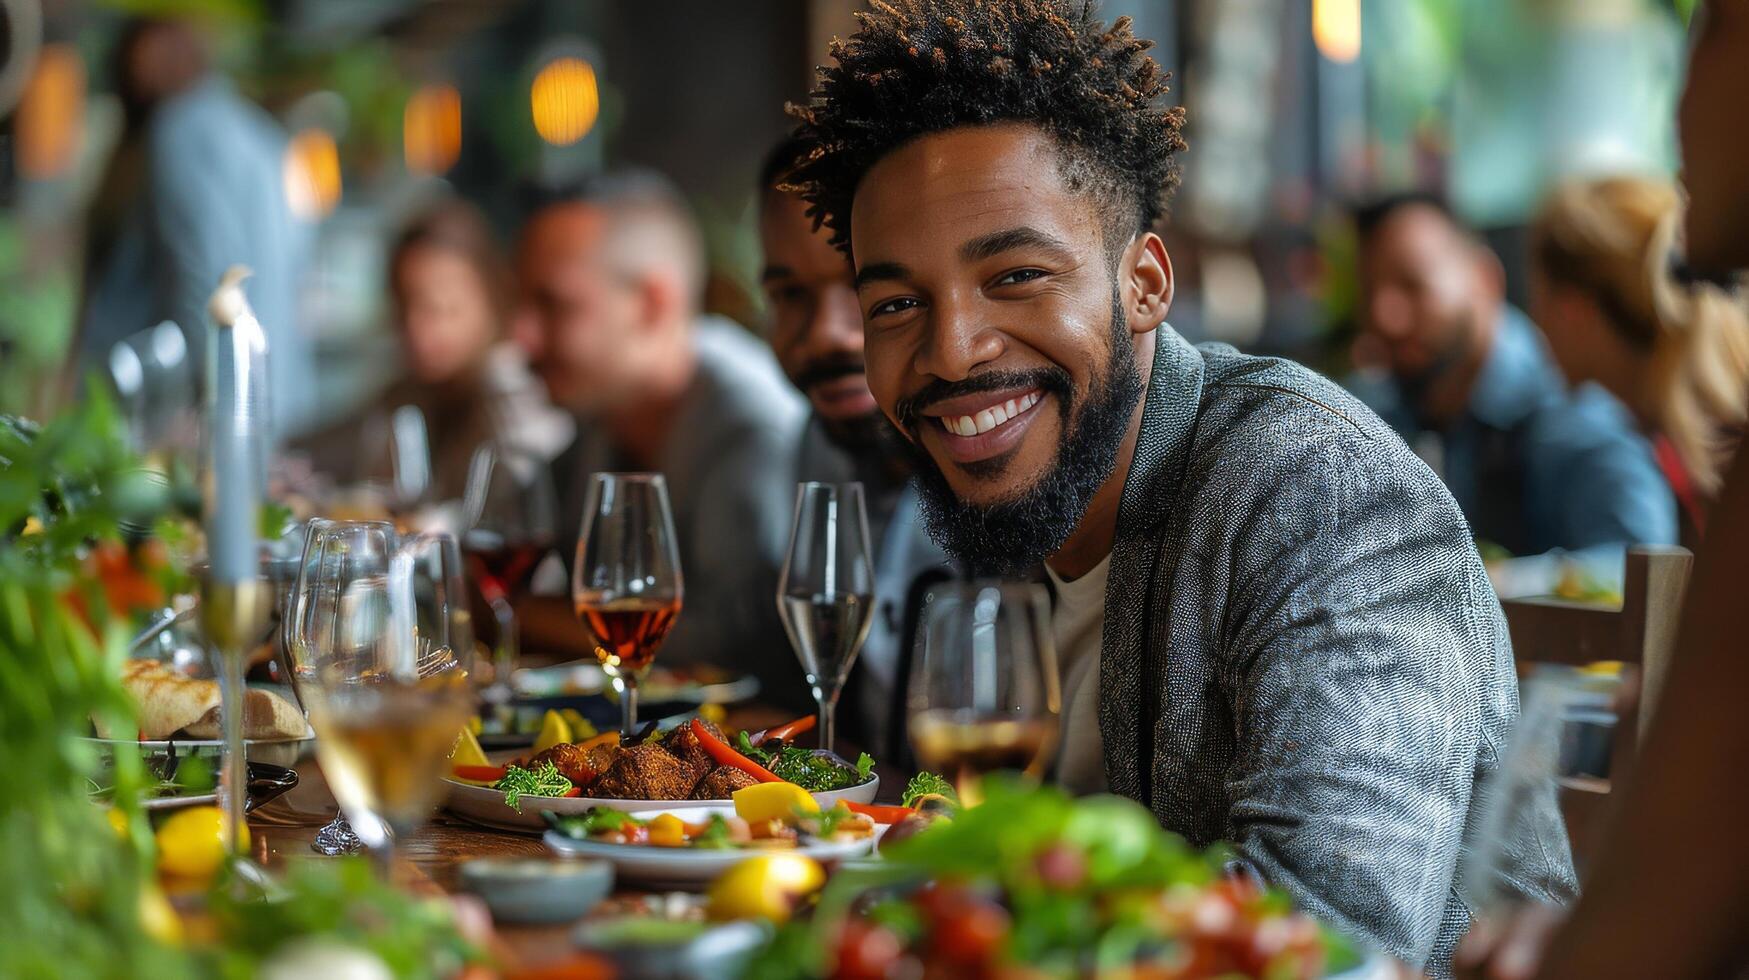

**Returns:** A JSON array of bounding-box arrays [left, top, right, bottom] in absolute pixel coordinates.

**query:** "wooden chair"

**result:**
[[1499, 544, 1692, 871]]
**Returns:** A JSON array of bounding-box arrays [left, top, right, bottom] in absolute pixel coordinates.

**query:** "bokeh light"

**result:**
[[16, 45, 85, 180], [404, 83, 462, 174], [1314, 0, 1362, 64], [530, 56, 599, 146], [283, 128, 343, 220]]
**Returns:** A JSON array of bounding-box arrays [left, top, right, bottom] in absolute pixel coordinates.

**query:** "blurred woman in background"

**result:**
[[1532, 175, 1749, 545], [298, 198, 570, 506]]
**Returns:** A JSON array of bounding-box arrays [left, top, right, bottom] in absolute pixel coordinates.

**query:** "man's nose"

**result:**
[[802, 288, 864, 358], [1366, 289, 1413, 339], [914, 291, 1003, 381], [511, 308, 544, 360]]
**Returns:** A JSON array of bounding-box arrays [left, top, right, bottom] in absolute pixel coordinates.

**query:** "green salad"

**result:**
[[732, 731, 874, 792]]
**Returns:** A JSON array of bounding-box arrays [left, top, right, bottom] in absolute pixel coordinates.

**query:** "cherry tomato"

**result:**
[[927, 892, 1009, 966], [833, 921, 904, 980]]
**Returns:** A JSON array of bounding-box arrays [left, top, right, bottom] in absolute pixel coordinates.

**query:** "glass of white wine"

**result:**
[[778, 482, 875, 752], [908, 581, 1061, 808], [288, 521, 474, 872]]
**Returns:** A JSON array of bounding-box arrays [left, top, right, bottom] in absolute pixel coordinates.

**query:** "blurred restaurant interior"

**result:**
[[0, 0, 1693, 426]]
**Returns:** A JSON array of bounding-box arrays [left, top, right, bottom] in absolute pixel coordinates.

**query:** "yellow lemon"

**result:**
[[559, 708, 597, 740], [155, 806, 247, 879], [138, 883, 183, 944], [531, 709, 572, 755], [466, 715, 483, 735], [648, 813, 687, 847], [706, 853, 826, 922], [732, 782, 818, 825], [107, 806, 131, 839], [450, 726, 489, 768]]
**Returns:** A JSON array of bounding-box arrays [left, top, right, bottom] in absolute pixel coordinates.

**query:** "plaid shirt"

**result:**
[[1100, 330, 1577, 975]]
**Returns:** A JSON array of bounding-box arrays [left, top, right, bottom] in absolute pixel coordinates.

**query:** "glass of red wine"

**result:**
[[461, 443, 558, 704], [571, 473, 684, 736]]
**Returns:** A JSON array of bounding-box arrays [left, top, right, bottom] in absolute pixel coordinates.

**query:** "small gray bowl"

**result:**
[[458, 857, 614, 926]]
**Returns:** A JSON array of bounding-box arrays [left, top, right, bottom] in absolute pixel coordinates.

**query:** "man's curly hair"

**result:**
[[785, 0, 1187, 257]]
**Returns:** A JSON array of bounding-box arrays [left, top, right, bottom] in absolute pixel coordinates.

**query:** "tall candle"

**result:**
[[204, 266, 268, 584]]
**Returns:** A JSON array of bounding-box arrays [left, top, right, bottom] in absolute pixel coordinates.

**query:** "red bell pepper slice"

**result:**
[[691, 718, 783, 783], [754, 715, 817, 746], [842, 800, 917, 824]]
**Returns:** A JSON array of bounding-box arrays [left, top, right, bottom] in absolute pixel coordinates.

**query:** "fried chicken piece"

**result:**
[[583, 740, 620, 776], [690, 765, 758, 800], [660, 719, 724, 785], [588, 742, 696, 800], [527, 743, 596, 786]]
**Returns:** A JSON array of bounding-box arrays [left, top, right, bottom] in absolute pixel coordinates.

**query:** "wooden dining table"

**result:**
[[243, 700, 896, 975]]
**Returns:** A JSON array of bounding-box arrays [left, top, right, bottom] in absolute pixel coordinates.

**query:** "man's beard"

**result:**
[[1395, 311, 1475, 427], [795, 354, 887, 453], [895, 287, 1143, 576]]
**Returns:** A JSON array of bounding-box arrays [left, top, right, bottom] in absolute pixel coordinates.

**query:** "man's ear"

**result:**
[[636, 269, 683, 334], [1126, 232, 1174, 335]]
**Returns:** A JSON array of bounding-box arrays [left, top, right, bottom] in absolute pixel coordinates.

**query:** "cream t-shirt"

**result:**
[[1046, 553, 1110, 795]]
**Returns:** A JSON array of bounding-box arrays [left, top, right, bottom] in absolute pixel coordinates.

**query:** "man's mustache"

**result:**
[[893, 368, 1073, 438], [794, 355, 867, 392]]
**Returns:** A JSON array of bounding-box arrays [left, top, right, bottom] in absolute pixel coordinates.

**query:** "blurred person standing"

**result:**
[[515, 170, 810, 710], [758, 137, 952, 758], [294, 199, 571, 502], [73, 17, 315, 435], [1349, 194, 1676, 556], [1531, 175, 1749, 547]]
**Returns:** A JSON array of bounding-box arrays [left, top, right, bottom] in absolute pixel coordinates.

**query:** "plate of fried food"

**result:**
[[443, 716, 880, 832]]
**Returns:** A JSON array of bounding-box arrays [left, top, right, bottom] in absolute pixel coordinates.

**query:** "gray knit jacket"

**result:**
[[1098, 329, 1577, 975]]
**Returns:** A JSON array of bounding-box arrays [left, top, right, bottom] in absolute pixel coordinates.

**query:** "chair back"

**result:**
[[1499, 545, 1692, 869]]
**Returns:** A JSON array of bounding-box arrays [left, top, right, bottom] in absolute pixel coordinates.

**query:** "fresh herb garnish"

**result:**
[[901, 771, 958, 808], [855, 752, 875, 782], [730, 731, 870, 792], [809, 802, 860, 837], [496, 761, 572, 812], [691, 813, 737, 850], [550, 806, 642, 840]]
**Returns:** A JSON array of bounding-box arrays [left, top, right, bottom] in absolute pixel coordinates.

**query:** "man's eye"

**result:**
[[870, 296, 921, 317], [994, 268, 1048, 286]]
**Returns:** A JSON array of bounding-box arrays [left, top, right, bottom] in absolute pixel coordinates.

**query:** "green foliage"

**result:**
[[205, 858, 482, 979], [0, 391, 193, 977], [734, 730, 869, 792]]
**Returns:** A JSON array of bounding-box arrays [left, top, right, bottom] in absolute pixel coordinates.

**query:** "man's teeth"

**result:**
[[942, 391, 1041, 437]]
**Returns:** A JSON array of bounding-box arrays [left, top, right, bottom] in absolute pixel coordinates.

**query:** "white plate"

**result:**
[[80, 727, 316, 768], [542, 805, 877, 888], [444, 773, 879, 833]]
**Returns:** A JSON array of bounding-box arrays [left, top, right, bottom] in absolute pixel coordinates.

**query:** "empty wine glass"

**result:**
[[572, 473, 683, 736], [777, 482, 875, 752], [908, 581, 1061, 808], [461, 443, 558, 703]]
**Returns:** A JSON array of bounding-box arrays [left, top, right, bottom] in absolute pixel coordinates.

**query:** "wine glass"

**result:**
[[462, 443, 558, 704], [288, 521, 475, 869], [572, 473, 683, 736], [777, 482, 875, 752], [908, 581, 1061, 808]]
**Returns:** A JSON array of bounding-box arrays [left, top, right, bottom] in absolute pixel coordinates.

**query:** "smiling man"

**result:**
[[788, 2, 1574, 974]]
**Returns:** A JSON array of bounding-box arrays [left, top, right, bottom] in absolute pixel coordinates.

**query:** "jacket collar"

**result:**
[[1098, 327, 1206, 805]]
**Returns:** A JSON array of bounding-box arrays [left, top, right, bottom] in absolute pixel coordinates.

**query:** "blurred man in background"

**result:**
[[1350, 194, 1675, 556], [515, 169, 810, 710], [72, 17, 315, 436], [758, 137, 951, 757]]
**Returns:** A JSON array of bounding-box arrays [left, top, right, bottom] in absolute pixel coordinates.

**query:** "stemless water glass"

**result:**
[[777, 482, 875, 752], [288, 521, 474, 870], [461, 443, 558, 703], [572, 473, 683, 736], [908, 581, 1062, 807]]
